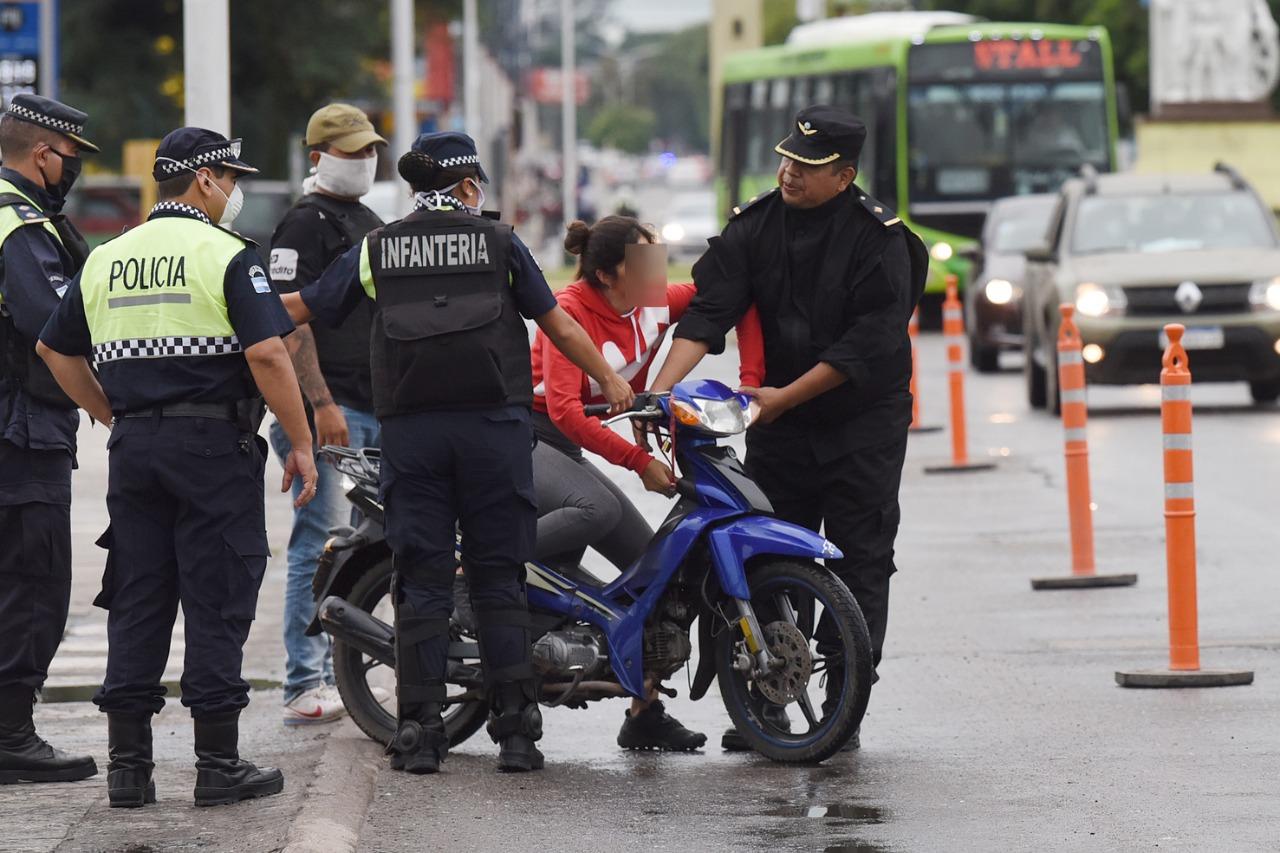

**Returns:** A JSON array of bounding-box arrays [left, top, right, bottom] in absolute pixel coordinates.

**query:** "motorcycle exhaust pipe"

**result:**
[[317, 595, 395, 668]]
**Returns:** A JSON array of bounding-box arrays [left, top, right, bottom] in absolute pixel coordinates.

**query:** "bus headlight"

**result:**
[[984, 278, 1014, 305], [930, 241, 954, 262], [1075, 282, 1126, 318]]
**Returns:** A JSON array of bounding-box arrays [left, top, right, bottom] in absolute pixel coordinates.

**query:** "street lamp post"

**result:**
[[560, 0, 577, 231], [390, 0, 416, 217], [182, 0, 230, 135]]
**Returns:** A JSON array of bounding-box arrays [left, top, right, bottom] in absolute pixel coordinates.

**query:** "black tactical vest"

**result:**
[[278, 193, 382, 410], [366, 208, 532, 416]]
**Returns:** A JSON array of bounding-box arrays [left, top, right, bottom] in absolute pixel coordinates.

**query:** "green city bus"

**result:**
[[717, 14, 1120, 293]]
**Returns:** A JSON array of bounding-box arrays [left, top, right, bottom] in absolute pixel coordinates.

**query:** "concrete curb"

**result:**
[[41, 676, 284, 704], [282, 720, 383, 853]]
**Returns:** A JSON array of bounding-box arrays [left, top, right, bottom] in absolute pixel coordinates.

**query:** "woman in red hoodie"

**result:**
[[530, 215, 763, 751]]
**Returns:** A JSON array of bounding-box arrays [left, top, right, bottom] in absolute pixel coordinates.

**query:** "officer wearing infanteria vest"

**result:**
[[0, 94, 99, 787], [37, 128, 319, 808], [282, 131, 633, 775]]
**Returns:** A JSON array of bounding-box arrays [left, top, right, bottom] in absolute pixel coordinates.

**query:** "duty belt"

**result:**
[[121, 402, 239, 422]]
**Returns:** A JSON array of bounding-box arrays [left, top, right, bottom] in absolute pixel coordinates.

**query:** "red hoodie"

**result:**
[[531, 281, 765, 475]]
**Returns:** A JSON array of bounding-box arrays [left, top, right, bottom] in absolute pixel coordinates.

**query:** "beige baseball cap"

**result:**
[[305, 104, 387, 153]]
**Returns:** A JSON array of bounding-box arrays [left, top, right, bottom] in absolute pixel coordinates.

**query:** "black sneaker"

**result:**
[[721, 702, 791, 752], [616, 701, 706, 752]]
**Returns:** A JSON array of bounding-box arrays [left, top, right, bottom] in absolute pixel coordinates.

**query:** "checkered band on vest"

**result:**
[[438, 154, 479, 168], [6, 103, 84, 135], [149, 202, 211, 225], [157, 146, 239, 175], [92, 336, 242, 364]]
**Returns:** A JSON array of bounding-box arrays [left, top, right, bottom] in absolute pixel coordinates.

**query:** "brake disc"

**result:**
[[753, 621, 813, 705]]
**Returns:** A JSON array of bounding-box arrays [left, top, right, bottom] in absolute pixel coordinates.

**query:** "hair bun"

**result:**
[[398, 150, 442, 187], [563, 219, 591, 256]]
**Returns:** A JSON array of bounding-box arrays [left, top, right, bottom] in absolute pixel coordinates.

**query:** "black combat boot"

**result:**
[[721, 700, 791, 752], [106, 713, 155, 807], [617, 700, 707, 752], [387, 702, 448, 775], [192, 710, 284, 806], [487, 681, 543, 773], [0, 686, 97, 784]]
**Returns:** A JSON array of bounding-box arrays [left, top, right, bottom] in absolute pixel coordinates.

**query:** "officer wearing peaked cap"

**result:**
[[281, 130, 633, 775], [37, 127, 318, 808], [0, 93, 100, 787], [652, 105, 929, 751]]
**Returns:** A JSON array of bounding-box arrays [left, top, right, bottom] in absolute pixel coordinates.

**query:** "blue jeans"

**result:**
[[269, 406, 381, 702]]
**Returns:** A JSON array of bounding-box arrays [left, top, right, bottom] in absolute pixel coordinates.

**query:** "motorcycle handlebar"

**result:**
[[583, 403, 612, 417]]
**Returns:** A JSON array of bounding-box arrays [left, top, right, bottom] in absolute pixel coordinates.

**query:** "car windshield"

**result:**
[[989, 201, 1055, 252], [1071, 191, 1276, 254]]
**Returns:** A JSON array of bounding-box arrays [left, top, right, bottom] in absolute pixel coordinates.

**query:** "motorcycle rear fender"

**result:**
[[705, 515, 843, 600]]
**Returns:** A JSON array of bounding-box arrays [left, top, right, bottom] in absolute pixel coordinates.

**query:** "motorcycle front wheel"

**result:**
[[714, 559, 873, 764], [331, 557, 489, 748]]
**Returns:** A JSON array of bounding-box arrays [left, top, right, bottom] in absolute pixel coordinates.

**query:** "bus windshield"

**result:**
[[908, 81, 1109, 204]]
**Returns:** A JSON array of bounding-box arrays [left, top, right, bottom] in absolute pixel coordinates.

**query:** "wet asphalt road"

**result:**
[[358, 336, 1280, 853]]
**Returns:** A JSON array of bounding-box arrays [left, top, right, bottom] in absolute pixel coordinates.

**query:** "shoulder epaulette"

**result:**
[[856, 192, 901, 228], [215, 223, 259, 249], [729, 187, 778, 220], [0, 193, 49, 226]]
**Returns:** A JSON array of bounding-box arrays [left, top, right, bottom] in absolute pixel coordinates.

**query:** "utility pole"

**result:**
[[390, 0, 416, 217], [182, 0, 230, 134], [463, 0, 483, 160], [560, 0, 577, 229]]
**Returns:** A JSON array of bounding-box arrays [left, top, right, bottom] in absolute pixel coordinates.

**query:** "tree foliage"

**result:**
[[587, 103, 657, 154]]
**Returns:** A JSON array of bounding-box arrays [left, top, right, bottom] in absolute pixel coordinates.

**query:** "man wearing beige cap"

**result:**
[[268, 104, 386, 725]]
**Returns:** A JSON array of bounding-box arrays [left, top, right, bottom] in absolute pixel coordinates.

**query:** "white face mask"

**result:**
[[446, 178, 485, 215], [208, 179, 244, 226], [313, 151, 377, 199]]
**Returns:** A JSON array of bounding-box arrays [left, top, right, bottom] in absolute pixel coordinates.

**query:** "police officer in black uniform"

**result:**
[[283, 131, 633, 774], [0, 94, 99, 785], [651, 106, 928, 751], [37, 128, 318, 807]]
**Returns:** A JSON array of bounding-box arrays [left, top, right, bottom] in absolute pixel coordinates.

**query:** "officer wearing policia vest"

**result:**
[[36, 128, 319, 808], [282, 131, 633, 775], [0, 94, 100, 787]]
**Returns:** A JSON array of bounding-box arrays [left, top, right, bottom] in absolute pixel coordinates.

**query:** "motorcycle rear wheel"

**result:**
[[331, 557, 489, 748], [714, 559, 873, 764]]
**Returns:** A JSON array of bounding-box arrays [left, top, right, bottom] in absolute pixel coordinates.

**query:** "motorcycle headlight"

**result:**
[[671, 397, 751, 436], [1249, 277, 1280, 312], [1075, 282, 1126, 318]]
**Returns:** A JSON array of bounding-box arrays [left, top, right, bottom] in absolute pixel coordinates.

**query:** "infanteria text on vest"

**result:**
[[365, 209, 532, 415]]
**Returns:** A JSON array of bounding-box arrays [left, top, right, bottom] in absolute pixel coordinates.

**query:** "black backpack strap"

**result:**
[[292, 193, 359, 251]]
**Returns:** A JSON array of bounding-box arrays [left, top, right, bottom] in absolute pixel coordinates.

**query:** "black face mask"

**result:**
[[41, 149, 82, 200]]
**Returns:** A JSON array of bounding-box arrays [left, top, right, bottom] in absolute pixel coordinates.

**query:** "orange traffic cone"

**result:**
[[924, 275, 995, 474], [1032, 305, 1137, 590], [1115, 325, 1252, 688], [909, 307, 942, 434]]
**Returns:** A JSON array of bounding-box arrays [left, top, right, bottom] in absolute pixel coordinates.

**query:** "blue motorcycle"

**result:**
[[310, 379, 872, 763]]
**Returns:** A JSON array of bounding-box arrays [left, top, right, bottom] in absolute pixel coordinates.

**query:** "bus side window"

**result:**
[[722, 83, 749, 214], [770, 77, 791, 161], [747, 78, 770, 174], [872, 68, 898, 212]]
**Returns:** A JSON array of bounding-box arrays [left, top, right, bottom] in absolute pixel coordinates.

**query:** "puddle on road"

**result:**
[[763, 802, 887, 822]]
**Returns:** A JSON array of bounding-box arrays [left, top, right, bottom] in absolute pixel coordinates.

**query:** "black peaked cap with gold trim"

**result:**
[[775, 105, 866, 167], [5, 93, 99, 153]]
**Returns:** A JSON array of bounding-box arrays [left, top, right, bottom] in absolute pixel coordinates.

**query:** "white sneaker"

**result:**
[[283, 684, 348, 726]]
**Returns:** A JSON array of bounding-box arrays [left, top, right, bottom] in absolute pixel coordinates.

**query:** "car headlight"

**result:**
[[661, 222, 686, 243], [1248, 277, 1280, 312], [1075, 282, 1126, 318], [984, 278, 1015, 305], [930, 241, 953, 262]]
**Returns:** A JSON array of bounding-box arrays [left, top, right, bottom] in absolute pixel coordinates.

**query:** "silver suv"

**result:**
[[1022, 164, 1280, 412]]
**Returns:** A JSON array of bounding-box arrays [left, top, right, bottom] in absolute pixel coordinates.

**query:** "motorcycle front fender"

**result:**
[[705, 515, 843, 601]]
